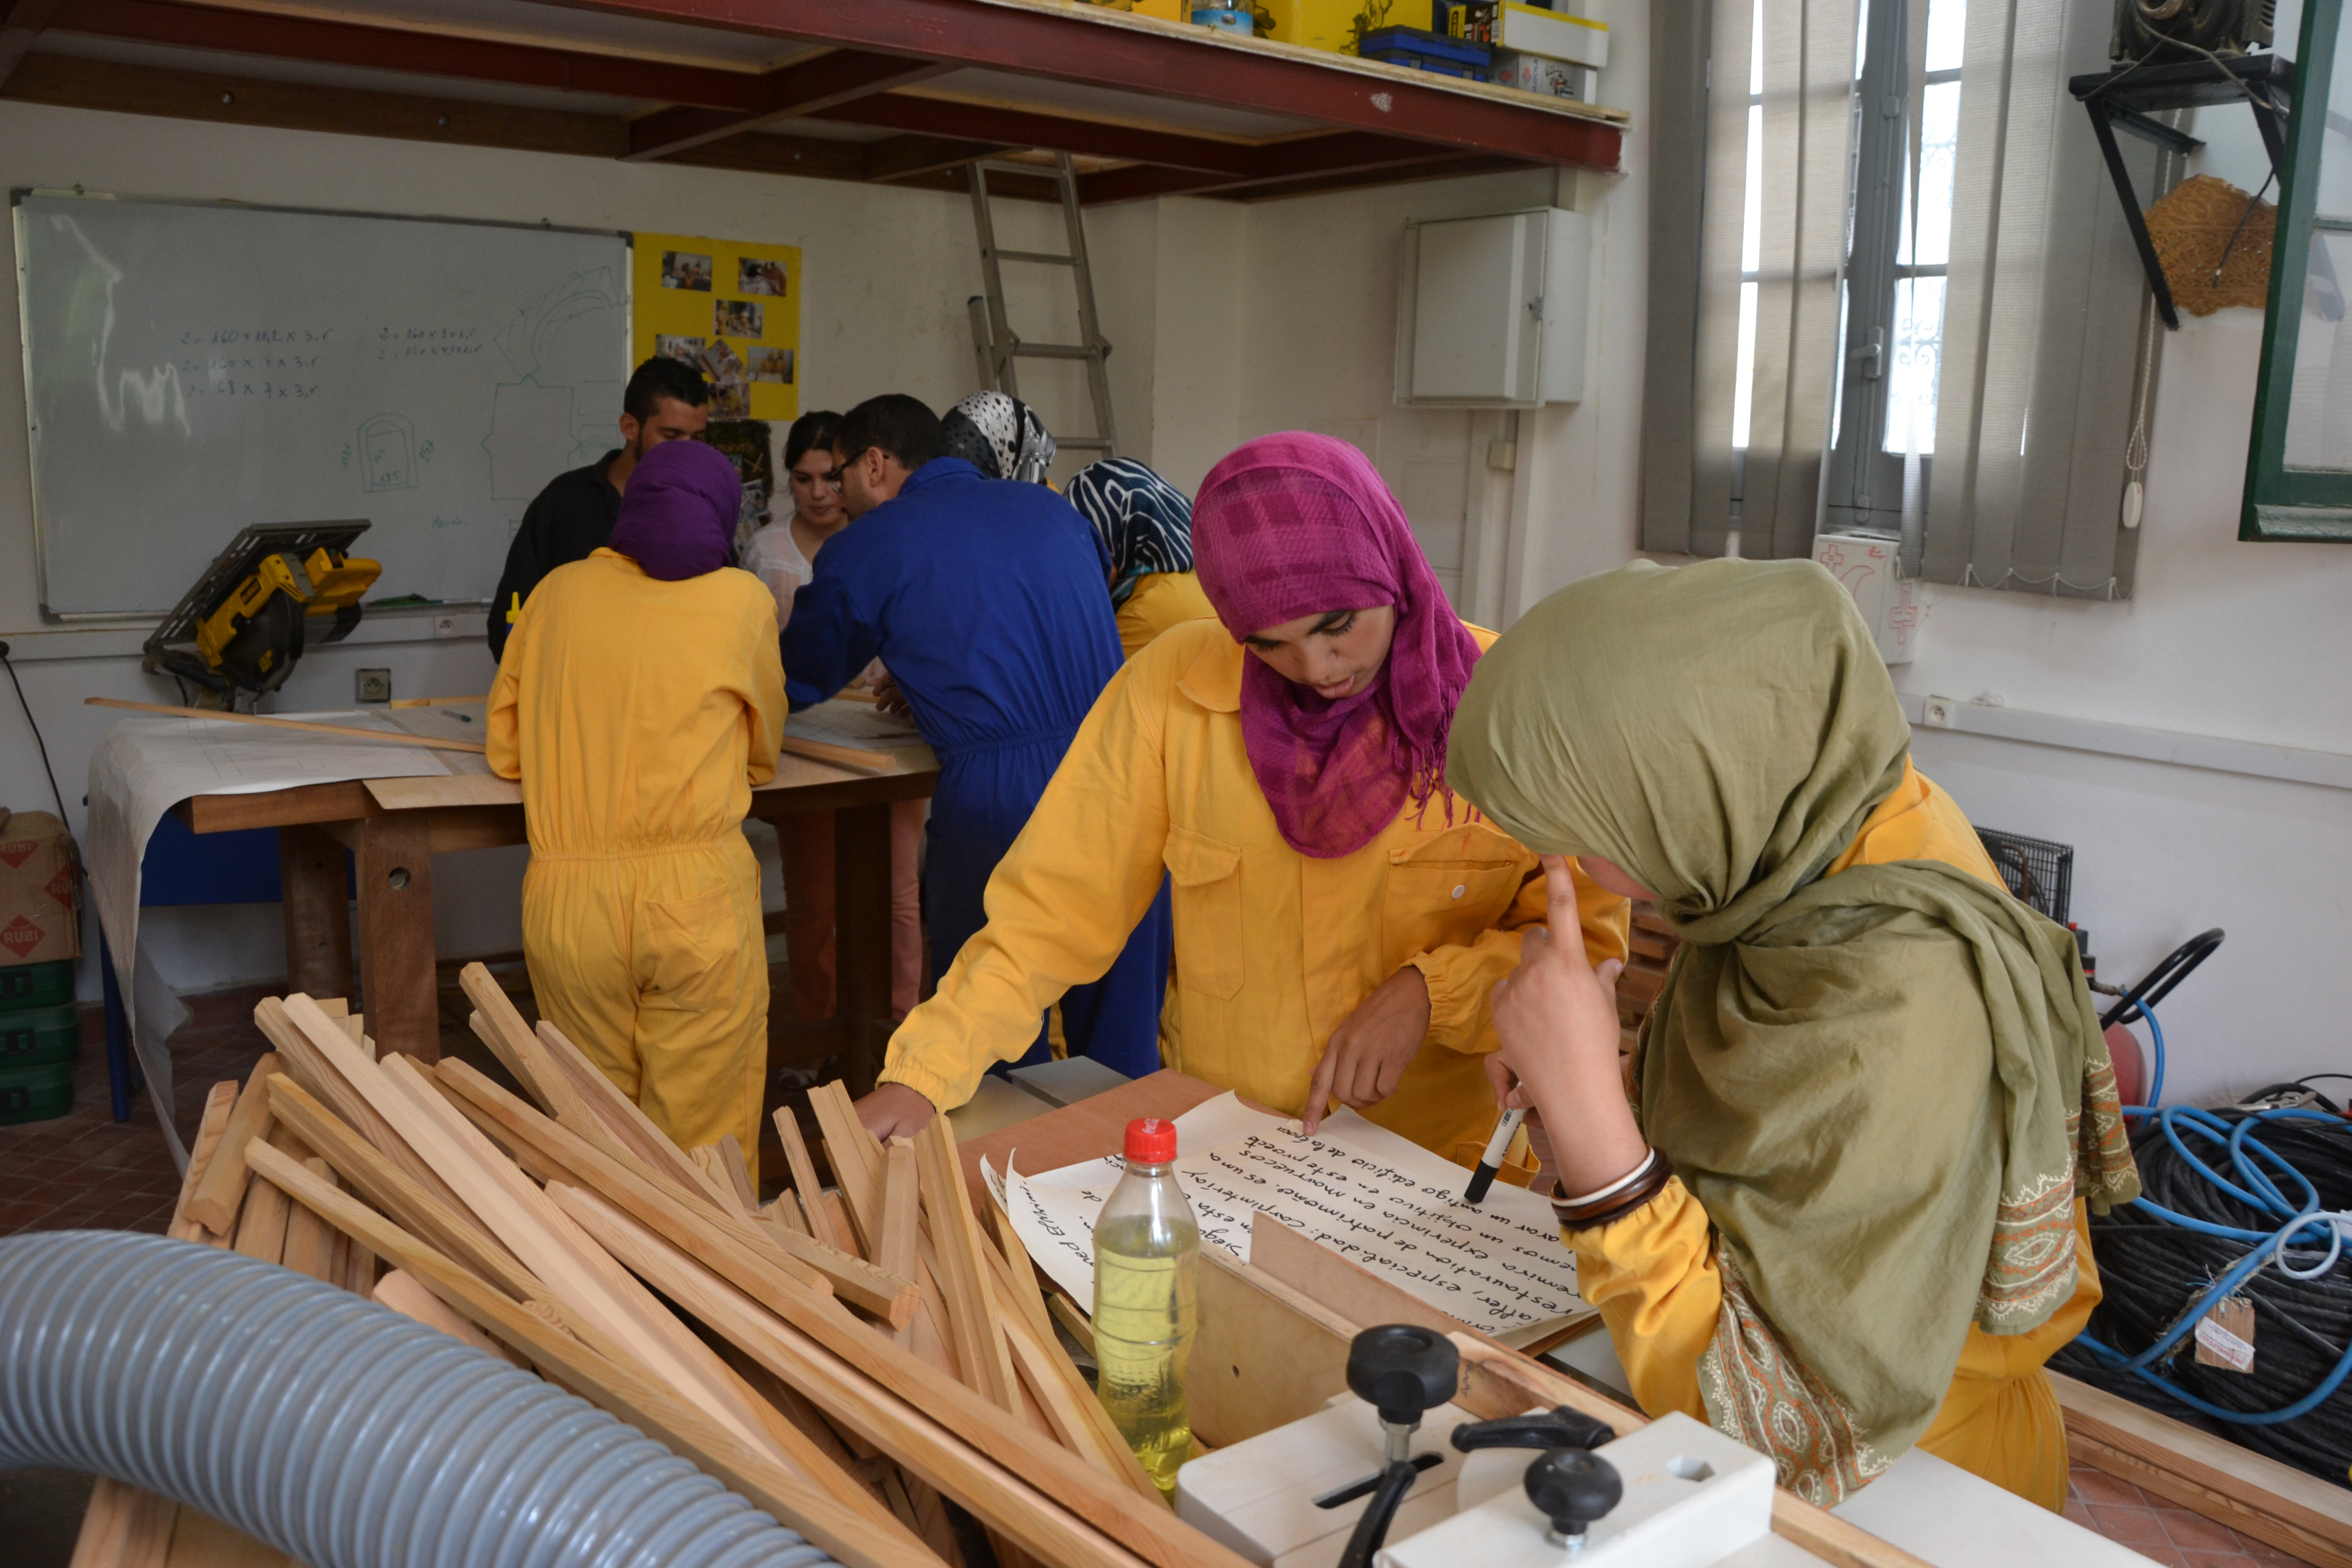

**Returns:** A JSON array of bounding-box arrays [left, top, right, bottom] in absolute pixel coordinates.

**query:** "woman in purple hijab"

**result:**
[[607, 437, 742, 579], [487, 434, 786, 1163]]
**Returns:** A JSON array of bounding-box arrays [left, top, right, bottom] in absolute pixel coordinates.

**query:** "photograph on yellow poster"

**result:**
[[632, 231, 801, 422]]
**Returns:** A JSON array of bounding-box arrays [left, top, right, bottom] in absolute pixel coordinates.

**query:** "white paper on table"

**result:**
[[785, 697, 925, 751], [83, 707, 472, 1167], [991, 1091, 1586, 1334]]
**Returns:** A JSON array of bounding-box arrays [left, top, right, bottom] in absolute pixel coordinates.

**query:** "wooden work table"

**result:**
[[174, 751, 937, 1090]]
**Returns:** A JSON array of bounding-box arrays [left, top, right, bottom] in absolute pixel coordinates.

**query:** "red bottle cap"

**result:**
[[1124, 1117, 1178, 1164]]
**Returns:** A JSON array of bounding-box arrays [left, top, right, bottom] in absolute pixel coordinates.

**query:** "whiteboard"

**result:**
[[14, 193, 631, 616]]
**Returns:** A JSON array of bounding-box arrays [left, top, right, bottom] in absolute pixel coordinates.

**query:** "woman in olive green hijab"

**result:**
[[1446, 558, 2137, 1510]]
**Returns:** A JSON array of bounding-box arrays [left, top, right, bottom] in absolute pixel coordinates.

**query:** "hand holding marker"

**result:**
[[1461, 1106, 1527, 1206]]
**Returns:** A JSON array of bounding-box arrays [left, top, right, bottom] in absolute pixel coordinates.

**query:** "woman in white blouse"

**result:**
[[745, 411, 925, 1032]]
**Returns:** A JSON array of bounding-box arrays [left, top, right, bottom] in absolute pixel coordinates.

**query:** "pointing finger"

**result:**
[[1537, 855, 1592, 970]]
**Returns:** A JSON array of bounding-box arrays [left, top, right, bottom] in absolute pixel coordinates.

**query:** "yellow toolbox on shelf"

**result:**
[[1262, 0, 1424, 53], [1081, 0, 1187, 18]]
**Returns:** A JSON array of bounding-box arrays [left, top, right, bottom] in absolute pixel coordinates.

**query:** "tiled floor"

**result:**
[[0, 978, 2332, 1566], [2062, 1458, 2313, 1563]]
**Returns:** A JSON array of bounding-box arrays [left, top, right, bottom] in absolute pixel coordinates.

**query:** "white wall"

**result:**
[[0, 100, 1000, 995]]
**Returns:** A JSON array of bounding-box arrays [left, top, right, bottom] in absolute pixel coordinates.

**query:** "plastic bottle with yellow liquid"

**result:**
[[1092, 1116, 1200, 1493]]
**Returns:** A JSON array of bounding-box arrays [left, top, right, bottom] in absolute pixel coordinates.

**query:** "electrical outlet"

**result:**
[[1920, 696, 1956, 729], [432, 613, 466, 639], [355, 669, 392, 704]]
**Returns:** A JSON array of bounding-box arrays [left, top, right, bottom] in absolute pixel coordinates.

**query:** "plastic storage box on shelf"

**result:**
[[1359, 26, 1494, 77], [1442, 2, 1609, 68], [1490, 48, 1590, 99]]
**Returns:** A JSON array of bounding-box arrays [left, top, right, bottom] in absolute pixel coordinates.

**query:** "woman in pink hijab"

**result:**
[[859, 433, 1629, 1169]]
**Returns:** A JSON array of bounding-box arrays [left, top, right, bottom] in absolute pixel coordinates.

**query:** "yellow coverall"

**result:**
[[883, 618, 1629, 1166], [488, 548, 787, 1161], [1566, 762, 2103, 1509], [1113, 571, 1216, 660]]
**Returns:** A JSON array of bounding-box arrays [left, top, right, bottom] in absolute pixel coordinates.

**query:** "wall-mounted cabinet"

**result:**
[[1395, 207, 1590, 408]]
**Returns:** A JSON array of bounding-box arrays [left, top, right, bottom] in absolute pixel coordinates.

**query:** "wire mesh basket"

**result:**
[[1976, 828, 2073, 924]]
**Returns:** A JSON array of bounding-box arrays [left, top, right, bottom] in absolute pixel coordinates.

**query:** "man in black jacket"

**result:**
[[485, 356, 711, 659]]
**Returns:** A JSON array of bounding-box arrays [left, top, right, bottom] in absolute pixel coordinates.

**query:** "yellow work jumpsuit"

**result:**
[[1566, 763, 2104, 1510], [1113, 571, 1216, 661], [488, 548, 786, 1161], [883, 618, 1630, 1167]]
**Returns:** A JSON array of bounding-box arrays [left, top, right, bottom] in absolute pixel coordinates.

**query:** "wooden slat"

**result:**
[[68, 1476, 176, 1568], [278, 1157, 340, 1281], [167, 1082, 240, 1244], [776, 1106, 847, 1253], [256, 996, 473, 1218], [555, 1183, 1170, 1568], [809, 1082, 885, 1250], [916, 1116, 1019, 1412], [438, 1060, 921, 1324], [373, 1267, 529, 1367], [532, 1016, 736, 1205], [84, 697, 487, 752], [183, 1055, 281, 1234], [459, 961, 595, 1126], [876, 1139, 920, 1289], [956, 1069, 1224, 1212], [2054, 1370, 2352, 1568], [242, 1145, 927, 1568], [266, 1073, 538, 1301]]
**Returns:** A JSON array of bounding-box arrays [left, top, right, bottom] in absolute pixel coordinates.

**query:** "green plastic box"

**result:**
[[0, 959, 75, 1011], [0, 1002, 77, 1069], [0, 1059, 72, 1125]]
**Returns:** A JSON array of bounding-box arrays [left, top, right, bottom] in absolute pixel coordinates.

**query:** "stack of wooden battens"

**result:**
[[71, 964, 1232, 1568]]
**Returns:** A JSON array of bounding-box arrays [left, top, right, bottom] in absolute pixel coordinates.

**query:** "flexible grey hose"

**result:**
[[0, 1230, 846, 1568]]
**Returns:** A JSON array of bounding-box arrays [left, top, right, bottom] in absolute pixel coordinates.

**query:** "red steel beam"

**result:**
[[624, 50, 948, 159], [542, 0, 1622, 169], [53, 0, 762, 108]]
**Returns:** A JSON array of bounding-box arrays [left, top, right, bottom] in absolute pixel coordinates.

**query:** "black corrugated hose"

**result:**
[[2052, 1091, 2352, 1487]]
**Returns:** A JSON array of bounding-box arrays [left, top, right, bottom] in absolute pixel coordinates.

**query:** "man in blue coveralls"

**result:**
[[779, 393, 1170, 1084]]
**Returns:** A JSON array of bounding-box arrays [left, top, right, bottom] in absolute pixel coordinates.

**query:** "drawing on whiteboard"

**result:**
[[483, 380, 575, 499], [53, 214, 192, 437], [358, 413, 419, 492]]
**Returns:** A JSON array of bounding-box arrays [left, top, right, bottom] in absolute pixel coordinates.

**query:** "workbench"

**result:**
[[172, 749, 937, 1089]]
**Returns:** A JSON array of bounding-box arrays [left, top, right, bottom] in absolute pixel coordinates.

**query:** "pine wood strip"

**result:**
[[1046, 1295, 1095, 1359], [85, 696, 487, 753], [167, 1082, 240, 1244], [438, 1060, 924, 1324], [809, 1082, 885, 1249], [276, 994, 780, 1459], [989, 1196, 1162, 1502], [458, 962, 593, 1124], [766, 1191, 813, 1239], [362, 1044, 790, 1463], [374, 1268, 529, 1367], [553, 1183, 1167, 1568], [230, 1137, 292, 1265], [915, 1116, 1021, 1415], [162, 1506, 292, 1568], [532, 1015, 734, 1204], [183, 1055, 283, 1235], [996, 1291, 1118, 1468], [241, 1145, 931, 1568], [551, 1169, 1242, 1568], [694, 1142, 759, 1216], [877, 1140, 921, 1289], [278, 1158, 340, 1281], [340, 1236, 379, 1296], [256, 996, 473, 1222], [267, 1074, 539, 1301], [774, 1107, 847, 1252], [715, 1134, 762, 1212], [69, 1476, 176, 1568]]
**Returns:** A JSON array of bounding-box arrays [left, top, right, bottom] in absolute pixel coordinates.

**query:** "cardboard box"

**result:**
[[1444, 2, 1608, 67], [0, 810, 80, 969], [1491, 47, 1589, 99]]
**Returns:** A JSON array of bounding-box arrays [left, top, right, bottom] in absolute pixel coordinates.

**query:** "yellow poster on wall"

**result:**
[[631, 232, 801, 422]]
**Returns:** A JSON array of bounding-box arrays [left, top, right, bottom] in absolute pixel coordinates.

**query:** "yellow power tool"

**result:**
[[143, 522, 381, 707]]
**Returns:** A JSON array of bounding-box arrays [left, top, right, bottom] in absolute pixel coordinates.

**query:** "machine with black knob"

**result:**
[[1450, 1407, 1616, 1455], [1333, 1327, 1460, 1568], [1522, 1449, 1623, 1554]]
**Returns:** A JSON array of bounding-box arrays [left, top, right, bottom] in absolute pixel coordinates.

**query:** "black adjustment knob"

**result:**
[[1345, 1325, 1461, 1427], [1524, 1449, 1621, 1547]]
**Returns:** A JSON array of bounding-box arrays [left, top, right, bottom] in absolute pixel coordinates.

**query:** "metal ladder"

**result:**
[[964, 152, 1118, 459]]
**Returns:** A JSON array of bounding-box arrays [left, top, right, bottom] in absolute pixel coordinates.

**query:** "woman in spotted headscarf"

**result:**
[[1066, 457, 1216, 659], [944, 390, 1056, 483]]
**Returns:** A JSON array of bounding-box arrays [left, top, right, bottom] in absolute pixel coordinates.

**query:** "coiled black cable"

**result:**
[[2052, 1101, 2352, 1486]]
